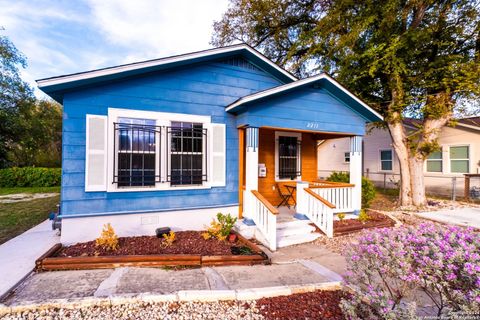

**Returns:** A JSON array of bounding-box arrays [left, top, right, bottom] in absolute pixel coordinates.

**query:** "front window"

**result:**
[[450, 146, 469, 173], [426, 150, 442, 173], [344, 152, 350, 163], [380, 150, 393, 171], [168, 122, 207, 186], [278, 136, 301, 179], [115, 118, 158, 187]]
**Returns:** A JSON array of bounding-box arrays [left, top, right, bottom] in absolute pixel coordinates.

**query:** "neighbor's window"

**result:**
[[426, 150, 442, 173], [380, 150, 393, 171], [450, 146, 469, 173], [168, 122, 207, 186], [115, 117, 158, 187], [344, 152, 350, 163], [278, 136, 301, 179]]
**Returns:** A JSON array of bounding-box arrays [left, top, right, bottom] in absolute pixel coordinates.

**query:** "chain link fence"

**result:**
[[317, 169, 480, 201]]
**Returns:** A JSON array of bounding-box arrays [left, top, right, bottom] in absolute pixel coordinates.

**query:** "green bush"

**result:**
[[326, 171, 376, 208], [0, 167, 61, 187]]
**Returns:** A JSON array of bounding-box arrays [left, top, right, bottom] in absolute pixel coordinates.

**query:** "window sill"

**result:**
[[106, 184, 212, 193], [275, 178, 302, 183]]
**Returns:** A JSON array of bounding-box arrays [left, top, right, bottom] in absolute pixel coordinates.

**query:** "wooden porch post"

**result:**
[[350, 136, 363, 213], [238, 128, 245, 218], [243, 127, 259, 223]]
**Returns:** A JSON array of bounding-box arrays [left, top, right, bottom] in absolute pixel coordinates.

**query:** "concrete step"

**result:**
[[277, 224, 316, 237], [277, 232, 320, 248], [276, 219, 311, 230]]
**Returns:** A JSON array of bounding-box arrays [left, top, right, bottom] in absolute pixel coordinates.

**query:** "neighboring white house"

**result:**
[[317, 117, 480, 197]]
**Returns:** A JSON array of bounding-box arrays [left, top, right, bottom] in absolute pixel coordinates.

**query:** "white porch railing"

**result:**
[[310, 181, 355, 213], [251, 190, 278, 251], [304, 188, 334, 237]]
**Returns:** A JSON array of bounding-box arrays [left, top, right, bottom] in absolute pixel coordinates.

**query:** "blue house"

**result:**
[[38, 44, 382, 250]]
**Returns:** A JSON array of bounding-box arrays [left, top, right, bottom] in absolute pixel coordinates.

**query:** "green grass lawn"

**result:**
[[0, 186, 60, 195], [0, 195, 60, 245]]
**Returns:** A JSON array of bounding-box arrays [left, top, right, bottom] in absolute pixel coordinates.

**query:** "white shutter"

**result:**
[[85, 115, 108, 191], [209, 123, 226, 187]]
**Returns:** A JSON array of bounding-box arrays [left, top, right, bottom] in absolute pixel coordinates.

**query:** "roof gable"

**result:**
[[37, 44, 297, 103], [226, 73, 383, 123]]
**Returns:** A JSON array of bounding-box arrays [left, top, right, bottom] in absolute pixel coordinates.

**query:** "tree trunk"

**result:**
[[409, 111, 452, 207], [410, 155, 426, 206], [387, 121, 413, 206]]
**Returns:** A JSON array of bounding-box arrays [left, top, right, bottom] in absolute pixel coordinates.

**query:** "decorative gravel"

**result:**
[[0, 291, 347, 320], [1, 301, 264, 320]]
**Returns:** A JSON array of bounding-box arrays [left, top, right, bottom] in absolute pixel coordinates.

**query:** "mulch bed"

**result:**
[[334, 210, 395, 236], [55, 231, 246, 257], [254, 290, 346, 320]]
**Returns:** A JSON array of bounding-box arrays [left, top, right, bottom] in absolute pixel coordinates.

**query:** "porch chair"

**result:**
[[275, 183, 292, 209]]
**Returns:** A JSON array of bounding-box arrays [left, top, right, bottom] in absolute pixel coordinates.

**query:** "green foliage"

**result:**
[[7, 99, 62, 167], [327, 172, 376, 208], [0, 33, 62, 168], [0, 167, 61, 187], [203, 213, 238, 241], [216, 212, 238, 237]]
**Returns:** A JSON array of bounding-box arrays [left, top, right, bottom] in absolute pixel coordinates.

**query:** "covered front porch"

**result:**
[[227, 74, 382, 251], [238, 126, 363, 251]]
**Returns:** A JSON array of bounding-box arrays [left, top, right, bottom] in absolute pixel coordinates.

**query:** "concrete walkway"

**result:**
[[0, 220, 60, 300], [415, 207, 480, 229], [2, 243, 345, 306]]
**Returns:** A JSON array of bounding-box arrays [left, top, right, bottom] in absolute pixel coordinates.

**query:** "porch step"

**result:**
[[277, 232, 321, 248], [276, 219, 312, 229], [277, 224, 316, 237], [276, 217, 321, 248]]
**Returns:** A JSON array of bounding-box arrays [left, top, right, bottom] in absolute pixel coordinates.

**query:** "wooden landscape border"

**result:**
[[333, 209, 396, 236], [36, 232, 268, 271]]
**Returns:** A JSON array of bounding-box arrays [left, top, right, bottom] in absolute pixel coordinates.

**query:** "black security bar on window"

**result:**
[[166, 124, 208, 186], [278, 136, 302, 179], [113, 122, 162, 187]]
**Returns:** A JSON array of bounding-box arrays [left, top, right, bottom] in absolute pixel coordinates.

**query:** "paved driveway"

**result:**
[[415, 208, 480, 229]]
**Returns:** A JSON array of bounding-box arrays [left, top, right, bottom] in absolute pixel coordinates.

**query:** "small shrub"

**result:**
[[327, 172, 376, 208], [162, 231, 176, 247], [341, 223, 480, 319], [95, 223, 119, 251], [337, 213, 346, 221], [0, 167, 61, 187], [203, 213, 237, 241], [358, 209, 370, 223]]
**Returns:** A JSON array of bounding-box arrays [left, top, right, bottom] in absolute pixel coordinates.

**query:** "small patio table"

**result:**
[[282, 182, 297, 207]]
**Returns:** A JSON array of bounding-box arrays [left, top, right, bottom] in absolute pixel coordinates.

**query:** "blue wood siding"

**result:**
[[235, 87, 367, 135], [61, 61, 283, 217]]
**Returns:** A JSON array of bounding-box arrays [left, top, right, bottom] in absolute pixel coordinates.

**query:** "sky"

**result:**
[[0, 0, 230, 96]]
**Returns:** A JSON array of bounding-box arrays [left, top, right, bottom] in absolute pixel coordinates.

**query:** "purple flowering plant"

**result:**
[[340, 222, 480, 319]]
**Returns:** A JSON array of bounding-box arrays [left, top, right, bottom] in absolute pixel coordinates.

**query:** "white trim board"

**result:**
[[225, 73, 384, 122], [37, 44, 297, 88]]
